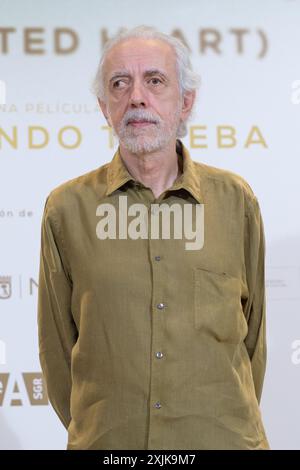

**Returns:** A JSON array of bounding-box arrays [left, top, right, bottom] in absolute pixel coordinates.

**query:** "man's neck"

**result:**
[[119, 139, 182, 199]]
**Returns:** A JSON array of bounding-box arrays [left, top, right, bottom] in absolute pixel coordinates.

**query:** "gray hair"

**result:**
[[90, 25, 201, 138]]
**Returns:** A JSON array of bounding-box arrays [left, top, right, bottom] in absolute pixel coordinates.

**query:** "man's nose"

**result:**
[[129, 80, 147, 107]]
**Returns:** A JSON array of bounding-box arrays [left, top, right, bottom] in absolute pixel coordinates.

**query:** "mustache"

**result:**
[[122, 110, 161, 125]]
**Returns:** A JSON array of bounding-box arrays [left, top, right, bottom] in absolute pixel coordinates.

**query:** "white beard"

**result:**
[[112, 106, 182, 155]]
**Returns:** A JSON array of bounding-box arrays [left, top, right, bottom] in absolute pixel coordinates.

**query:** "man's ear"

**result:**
[[97, 97, 111, 126], [180, 90, 196, 121]]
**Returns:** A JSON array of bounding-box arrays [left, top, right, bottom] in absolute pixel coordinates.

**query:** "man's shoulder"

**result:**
[[193, 159, 258, 205], [44, 161, 110, 212]]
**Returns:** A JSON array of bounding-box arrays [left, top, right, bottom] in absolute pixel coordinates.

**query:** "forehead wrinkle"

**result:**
[[104, 39, 176, 78]]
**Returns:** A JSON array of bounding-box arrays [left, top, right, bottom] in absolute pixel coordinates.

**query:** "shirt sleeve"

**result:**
[[37, 195, 78, 429], [243, 196, 267, 405]]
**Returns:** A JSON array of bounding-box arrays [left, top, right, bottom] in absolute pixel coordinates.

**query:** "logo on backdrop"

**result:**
[[0, 123, 268, 151], [0, 209, 33, 219], [266, 266, 300, 301], [0, 373, 48, 406], [0, 27, 269, 58], [0, 276, 11, 299], [0, 276, 38, 300]]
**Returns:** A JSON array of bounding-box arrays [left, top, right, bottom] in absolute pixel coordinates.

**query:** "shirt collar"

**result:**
[[105, 139, 202, 203]]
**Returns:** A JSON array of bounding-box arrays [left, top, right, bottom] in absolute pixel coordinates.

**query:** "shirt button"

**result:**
[[155, 351, 164, 359], [157, 303, 165, 310], [154, 402, 162, 409], [154, 256, 161, 261]]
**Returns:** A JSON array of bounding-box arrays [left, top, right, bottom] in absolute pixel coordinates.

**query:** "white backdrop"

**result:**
[[0, 0, 300, 450]]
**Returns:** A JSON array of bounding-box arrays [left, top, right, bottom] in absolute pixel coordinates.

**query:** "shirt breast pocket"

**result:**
[[193, 267, 248, 344]]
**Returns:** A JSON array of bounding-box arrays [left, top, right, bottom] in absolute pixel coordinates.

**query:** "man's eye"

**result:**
[[112, 80, 126, 88], [149, 77, 162, 85]]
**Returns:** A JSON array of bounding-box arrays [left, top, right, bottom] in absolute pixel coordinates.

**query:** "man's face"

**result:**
[[98, 38, 194, 154]]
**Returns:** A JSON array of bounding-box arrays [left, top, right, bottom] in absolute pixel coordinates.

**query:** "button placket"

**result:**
[[147, 233, 167, 446]]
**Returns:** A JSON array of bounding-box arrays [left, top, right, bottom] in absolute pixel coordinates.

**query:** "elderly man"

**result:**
[[38, 25, 269, 450]]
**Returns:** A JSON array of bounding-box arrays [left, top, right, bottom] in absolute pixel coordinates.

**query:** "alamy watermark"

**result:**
[[96, 196, 204, 251], [291, 339, 300, 365], [291, 80, 300, 104]]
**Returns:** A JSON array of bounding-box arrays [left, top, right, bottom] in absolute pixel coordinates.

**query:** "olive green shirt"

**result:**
[[37, 139, 269, 450]]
